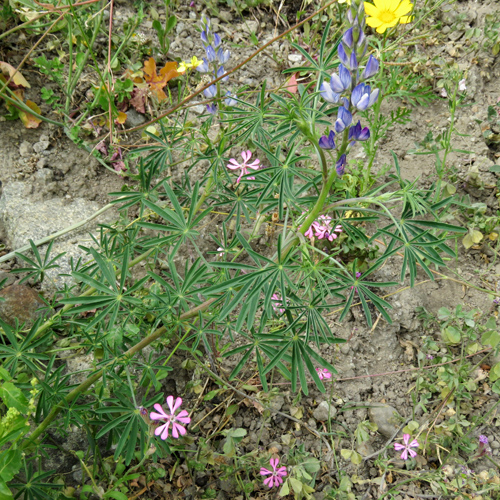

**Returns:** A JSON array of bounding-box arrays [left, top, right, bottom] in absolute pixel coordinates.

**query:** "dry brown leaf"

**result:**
[[0, 62, 30, 88], [143, 57, 179, 102], [19, 100, 42, 129]]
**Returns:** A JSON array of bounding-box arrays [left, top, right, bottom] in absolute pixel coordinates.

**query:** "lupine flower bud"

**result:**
[[201, 30, 209, 46], [338, 44, 349, 68], [320, 81, 340, 103], [319, 130, 336, 150], [362, 55, 379, 80], [342, 28, 354, 49], [213, 33, 221, 48], [336, 154, 346, 177], [335, 106, 352, 133], [206, 45, 216, 62], [349, 51, 358, 70], [330, 65, 352, 93]]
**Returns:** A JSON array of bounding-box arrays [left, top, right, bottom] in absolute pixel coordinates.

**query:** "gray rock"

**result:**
[[368, 404, 403, 438], [19, 141, 32, 157], [0, 284, 49, 327], [313, 401, 337, 421], [0, 182, 115, 293], [218, 11, 232, 23], [241, 20, 258, 34], [33, 141, 50, 154], [125, 109, 146, 127]]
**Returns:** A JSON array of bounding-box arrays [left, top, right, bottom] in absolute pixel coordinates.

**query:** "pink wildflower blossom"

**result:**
[[226, 150, 261, 183], [394, 434, 419, 460], [304, 214, 342, 242], [316, 368, 332, 380], [150, 396, 191, 440], [271, 293, 285, 314], [260, 458, 287, 488]]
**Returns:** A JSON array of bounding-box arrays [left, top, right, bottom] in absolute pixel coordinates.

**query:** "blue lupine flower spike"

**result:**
[[319, 130, 336, 150]]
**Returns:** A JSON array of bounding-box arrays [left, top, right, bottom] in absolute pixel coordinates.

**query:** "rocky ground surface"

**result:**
[[1, 0, 500, 498]]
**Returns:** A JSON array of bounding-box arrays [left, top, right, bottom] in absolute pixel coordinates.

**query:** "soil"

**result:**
[[1, 0, 500, 499]]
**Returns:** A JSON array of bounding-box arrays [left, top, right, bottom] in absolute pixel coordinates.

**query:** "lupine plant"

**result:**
[[0, 0, 474, 497]]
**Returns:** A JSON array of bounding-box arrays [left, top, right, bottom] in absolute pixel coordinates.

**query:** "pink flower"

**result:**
[[316, 368, 332, 380], [394, 434, 419, 460], [150, 396, 191, 440], [217, 247, 225, 257], [226, 150, 261, 183], [303, 213, 342, 242], [271, 293, 285, 314], [260, 457, 287, 488]]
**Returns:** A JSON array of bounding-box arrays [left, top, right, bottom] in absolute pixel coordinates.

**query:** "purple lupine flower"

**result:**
[[319, 130, 336, 150], [338, 44, 349, 68], [224, 91, 237, 106], [213, 33, 221, 48], [206, 104, 218, 114], [217, 48, 231, 64], [394, 434, 419, 460], [351, 83, 379, 111], [479, 435, 489, 445], [316, 368, 332, 380], [335, 106, 352, 133], [362, 55, 379, 80], [203, 85, 217, 99], [336, 154, 346, 177], [349, 51, 358, 70], [206, 45, 216, 62], [348, 121, 370, 142], [342, 27, 354, 49], [260, 458, 287, 488], [150, 396, 191, 440], [217, 66, 228, 82], [196, 58, 210, 73], [201, 30, 209, 46], [330, 64, 352, 93], [320, 80, 340, 103]]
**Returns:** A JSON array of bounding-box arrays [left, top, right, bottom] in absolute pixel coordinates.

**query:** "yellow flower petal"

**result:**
[[394, 0, 413, 17], [366, 16, 384, 28], [398, 15, 413, 24], [364, 2, 380, 17]]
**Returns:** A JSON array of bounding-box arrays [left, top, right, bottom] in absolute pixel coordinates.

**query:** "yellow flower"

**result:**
[[178, 56, 203, 74], [364, 0, 413, 34]]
